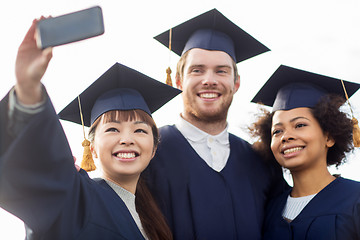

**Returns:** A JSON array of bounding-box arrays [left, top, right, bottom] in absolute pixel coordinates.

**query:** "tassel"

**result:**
[[80, 139, 96, 172], [341, 79, 360, 147], [78, 96, 96, 172], [165, 28, 173, 86], [166, 67, 172, 86], [352, 118, 360, 147]]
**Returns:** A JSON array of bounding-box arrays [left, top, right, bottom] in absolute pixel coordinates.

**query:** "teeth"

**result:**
[[116, 152, 135, 159], [284, 147, 303, 155], [200, 93, 218, 99]]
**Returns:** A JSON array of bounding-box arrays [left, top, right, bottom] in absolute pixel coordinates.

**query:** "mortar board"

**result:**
[[154, 8, 269, 63], [58, 62, 182, 127], [251, 65, 360, 111]]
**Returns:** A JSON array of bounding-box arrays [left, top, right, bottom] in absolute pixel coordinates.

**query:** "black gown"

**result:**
[[263, 177, 360, 240], [144, 125, 288, 240], [0, 93, 145, 240]]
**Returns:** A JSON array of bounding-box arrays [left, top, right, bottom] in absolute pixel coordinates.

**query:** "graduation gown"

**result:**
[[0, 94, 145, 240], [143, 125, 287, 240], [263, 177, 360, 240]]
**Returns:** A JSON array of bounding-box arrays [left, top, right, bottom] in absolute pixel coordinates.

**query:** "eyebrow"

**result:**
[[103, 120, 149, 126], [216, 65, 232, 69], [134, 121, 149, 125], [188, 64, 205, 69], [272, 116, 311, 127], [188, 64, 232, 69]]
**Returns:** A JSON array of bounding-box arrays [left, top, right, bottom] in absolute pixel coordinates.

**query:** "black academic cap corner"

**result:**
[[154, 8, 270, 63], [58, 62, 182, 127], [251, 65, 360, 110]]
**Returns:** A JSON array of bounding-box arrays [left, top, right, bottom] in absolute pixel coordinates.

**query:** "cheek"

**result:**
[[270, 138, 279, 155]]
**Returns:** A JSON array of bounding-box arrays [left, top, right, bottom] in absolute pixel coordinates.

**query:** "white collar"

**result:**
[[176, 115, 229, 144]]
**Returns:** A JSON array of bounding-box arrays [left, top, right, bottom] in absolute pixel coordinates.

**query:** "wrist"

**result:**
[[14, 82, 44, 105]]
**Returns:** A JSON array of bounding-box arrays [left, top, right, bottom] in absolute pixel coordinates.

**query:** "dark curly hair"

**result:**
[[249, 95, 354, 167]]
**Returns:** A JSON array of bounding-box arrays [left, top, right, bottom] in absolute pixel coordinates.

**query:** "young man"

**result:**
[[144, 9, 288, 240]]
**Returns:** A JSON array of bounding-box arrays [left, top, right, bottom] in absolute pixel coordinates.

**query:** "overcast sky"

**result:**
[[1, 0, 360, 238]]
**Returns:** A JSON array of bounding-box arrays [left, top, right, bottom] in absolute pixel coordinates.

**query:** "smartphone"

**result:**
[[36, 6, 105, 49]]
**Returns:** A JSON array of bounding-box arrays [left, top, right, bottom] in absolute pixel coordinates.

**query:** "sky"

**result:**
[[1, 0, 360, 238]]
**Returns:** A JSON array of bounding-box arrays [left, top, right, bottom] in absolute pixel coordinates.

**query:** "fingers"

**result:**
[[20, 19, 38, 45], [41, 47, 53, 66], [73, 156, 81, 172]]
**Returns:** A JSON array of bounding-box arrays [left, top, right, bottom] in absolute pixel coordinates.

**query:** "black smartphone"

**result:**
[[36, 6, 105, 49]]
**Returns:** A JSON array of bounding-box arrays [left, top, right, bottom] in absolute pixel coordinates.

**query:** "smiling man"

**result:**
[[144, 9, 288, 240]]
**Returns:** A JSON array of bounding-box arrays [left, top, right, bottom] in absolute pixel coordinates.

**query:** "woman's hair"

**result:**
[[88, 110, 172, 240], [249, 95, 354, 167], [136, 177, 173, 240]]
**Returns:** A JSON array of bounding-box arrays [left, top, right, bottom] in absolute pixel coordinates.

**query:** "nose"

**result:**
[[281, 130, 295, 143], [201, 71, 218, 86], [119, 133, 134, 146]]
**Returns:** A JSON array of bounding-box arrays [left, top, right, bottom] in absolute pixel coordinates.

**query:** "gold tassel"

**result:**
[[352, 118, 360, 147], [78, 96, 96, 172], [166, 67, 172, 86], [165, 28, 173, 86], [80, 139, 96, 171], [341, 80, 360, 147]]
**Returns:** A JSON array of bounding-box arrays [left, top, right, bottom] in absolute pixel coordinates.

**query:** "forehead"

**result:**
[[185, 48, 234, 67], [99, 110, 152, 125], [272, 107, 315, 124]]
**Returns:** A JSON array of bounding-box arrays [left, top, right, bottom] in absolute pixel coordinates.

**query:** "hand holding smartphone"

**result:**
[[36, 6, 105, 49]]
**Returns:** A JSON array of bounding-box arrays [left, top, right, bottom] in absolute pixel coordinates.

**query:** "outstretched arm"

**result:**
[[14, 17, 52, 105]]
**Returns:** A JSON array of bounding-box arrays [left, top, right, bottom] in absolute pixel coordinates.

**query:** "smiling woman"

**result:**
[[88, 109, 158, 181], [250, 65, 360, 239], [0, 17, 181, 239]]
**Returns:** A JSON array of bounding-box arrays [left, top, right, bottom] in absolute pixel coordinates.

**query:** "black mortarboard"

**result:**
[[251, 65, 360, 111], [58, 62, 181, 127], [154, 8, 269, 63]]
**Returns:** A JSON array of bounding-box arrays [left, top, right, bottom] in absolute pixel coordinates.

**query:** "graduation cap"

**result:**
[[59, 62, 181, 171], [154, 8, 270, 63], [251, 64, 360, 146], [59, 62, 181, 127], [251, 65, 360, 110]]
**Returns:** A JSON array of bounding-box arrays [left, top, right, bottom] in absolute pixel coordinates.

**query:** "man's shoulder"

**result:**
[[228, 133, 252, 148], [159, 124, 180, 137]]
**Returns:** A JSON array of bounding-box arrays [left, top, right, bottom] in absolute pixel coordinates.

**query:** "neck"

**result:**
[[103, 175, 139, 194], [181, 113, 227, 135], [290, 167, 335, 197]]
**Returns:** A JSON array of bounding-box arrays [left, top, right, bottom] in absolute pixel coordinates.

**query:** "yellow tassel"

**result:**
[[352, 118, 360, 147], [166, 67, 172, 86], [340, 79, 360, 147], [80, 139, 96, 172], [165, 28, 173, 87]]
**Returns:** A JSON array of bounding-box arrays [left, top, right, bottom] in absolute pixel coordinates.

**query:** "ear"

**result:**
[[325, 133, 335, 148], [233, 74, 240, 93], [151, 146, 157, 159], [175, 73, 183, 90], [90, 144, 98, 159]]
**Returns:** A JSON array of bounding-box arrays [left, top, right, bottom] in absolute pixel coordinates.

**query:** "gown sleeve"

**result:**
[[0, 88, 84, 236], [354, 194, 360, 238]]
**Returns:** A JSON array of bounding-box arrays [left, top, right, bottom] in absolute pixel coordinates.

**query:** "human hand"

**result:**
[[15, 17, 53, 105], [73, 156, 81, 172]]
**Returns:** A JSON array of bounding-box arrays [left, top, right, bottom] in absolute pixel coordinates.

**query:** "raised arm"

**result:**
[[15, 17, 52, 105]]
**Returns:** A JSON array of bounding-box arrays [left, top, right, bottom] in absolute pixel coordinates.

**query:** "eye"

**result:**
[[217, 69, 227, 74], [272, 129, 282, 136], [191, 68, 201, 73], [105, 127, 119, 133], [135, 128, 148, 134], [295, 123, 307, 129]]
